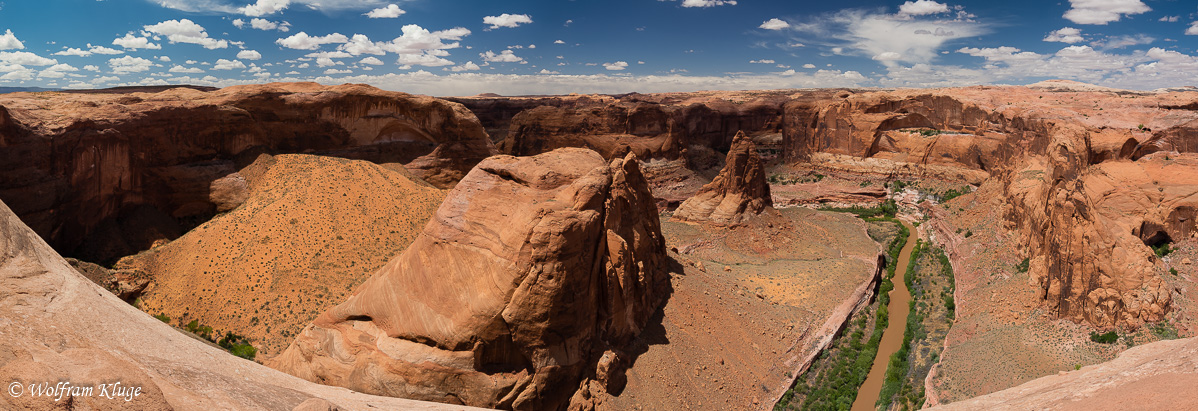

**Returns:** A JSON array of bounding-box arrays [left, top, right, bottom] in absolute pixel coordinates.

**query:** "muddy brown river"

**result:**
[[852, 220, 916, 411]]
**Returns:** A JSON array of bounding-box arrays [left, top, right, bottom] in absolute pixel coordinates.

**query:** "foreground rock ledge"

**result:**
[[269, 148, 670, 410], [0, 198, 473, 410]]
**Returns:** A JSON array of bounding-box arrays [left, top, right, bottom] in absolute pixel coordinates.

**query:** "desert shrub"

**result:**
[[153, 313, 170, 323], [940, 186, 971, 202], [1151, 242, 1174, 257], [1089, 331, 1118, 344], [1015, 258, 1030, 273], [218, 332, 258, 360]]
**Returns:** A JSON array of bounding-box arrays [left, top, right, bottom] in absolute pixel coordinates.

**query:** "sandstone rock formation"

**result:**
[[119, 153, 446, 357], [0, 198, 471, 410], [672, 131, 774, 225], [0, 82, 494, 264], [66, 257, 150, 302], [777, 86, 1198, 329], [269, 148, 669, 410], [931, 336, 1198, 410]]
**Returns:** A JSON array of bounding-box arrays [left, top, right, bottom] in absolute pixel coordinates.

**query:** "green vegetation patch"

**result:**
[[1151, 242, 1174, 258], [1089, 331, 1119, 344], [775, 220, 909, 410], [877, 242, 957, 410], [1015, 257, 1030, 273], [821, 199, 898, 219], [180, 318, 258, 360], [939, 186, 972, 203]]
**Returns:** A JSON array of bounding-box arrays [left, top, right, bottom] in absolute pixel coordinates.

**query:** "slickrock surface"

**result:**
[[930, 336, 1198, 410], [673, 131, 774, 225], [119, 154, 446, 358], [0, 199, 475, 411], [0, 82, 494, 264], [270, 148, 670, 410]]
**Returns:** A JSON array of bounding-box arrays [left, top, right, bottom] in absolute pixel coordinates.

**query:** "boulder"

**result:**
[[269, 148, 669, 410]]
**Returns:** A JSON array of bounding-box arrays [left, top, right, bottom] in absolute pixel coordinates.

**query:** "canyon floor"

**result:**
[[600, 208, 882, 409]]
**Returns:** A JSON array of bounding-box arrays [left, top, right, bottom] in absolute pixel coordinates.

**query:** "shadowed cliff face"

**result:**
[[450, 90, 809, 161], [0, 82, 495, 264], [780, 87, 1198, 329]]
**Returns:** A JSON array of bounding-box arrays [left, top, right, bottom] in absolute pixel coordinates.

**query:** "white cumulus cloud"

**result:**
[[1044, 27, 1084, 43], [143, 19, 228, 49], [37, 63, 78, 78], [604, 61, 629, 71], [450, 61, 480, 72], [681, 0, 737, 7], [791, 9, 988, 66], [238, 50, 263, 60], [112, 33, 161, 50], [0, 51, 57, 66], [366, 4, 405, 18], [213, 59, 246, 70], [480, 49, 524, 63], [898, 0, 949, 16], [359, 57, 384, 65], [483, 13, 533, 29], [169, 65, 204, 73], [252, 18, 290, 32], [759, 18, 789, 30], [396, 53, 453, 67], [108, 56, 153, 73], [1063, 0, 1150, 25], [240, 0, 290, 16], [276, 32, 349, 50], [1188, 22, 1198, 36], [749, 59, 775, 64], [0, 30, 24, 50]]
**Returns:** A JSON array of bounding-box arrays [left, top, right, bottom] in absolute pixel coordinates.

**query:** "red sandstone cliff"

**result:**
[[0, 82, 494, 264], [780, 86, 1198, 329]]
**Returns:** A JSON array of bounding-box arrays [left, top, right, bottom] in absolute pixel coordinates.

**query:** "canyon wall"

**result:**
[[451, 90, 808, 160], [780, 86, 1198, 329], [0, 82, 494, 263]]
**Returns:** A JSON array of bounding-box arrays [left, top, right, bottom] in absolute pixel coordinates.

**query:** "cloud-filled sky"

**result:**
[[0, 0, 1195, 95]]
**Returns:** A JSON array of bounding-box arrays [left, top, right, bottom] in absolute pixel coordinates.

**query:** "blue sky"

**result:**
[[0, 0, 1195, 95]]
